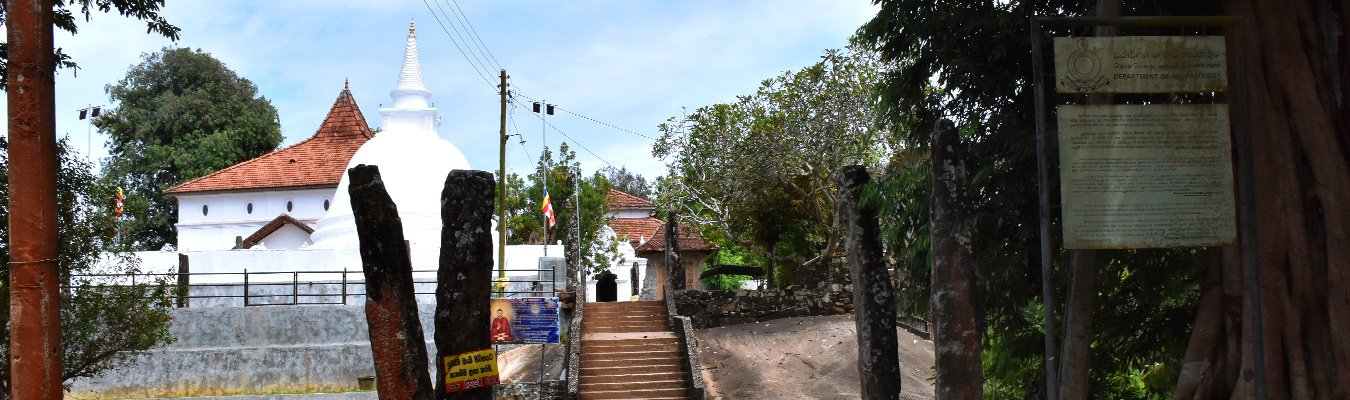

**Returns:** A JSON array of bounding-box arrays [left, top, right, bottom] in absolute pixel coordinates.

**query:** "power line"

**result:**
[[421, 0, 495, 90], [511, 90, 656, 141], [516, 106, 617, 170], [433, 0, 498, 75], [555, 105, 657, 141], [446, 0, 504, 70]]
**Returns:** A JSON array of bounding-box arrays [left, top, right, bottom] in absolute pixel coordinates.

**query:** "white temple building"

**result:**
[[137, 24, 536, 297], [130, 24, 718, 305]]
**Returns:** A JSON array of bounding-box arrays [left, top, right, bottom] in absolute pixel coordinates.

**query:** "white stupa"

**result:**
[[309, 22, 473, 249]]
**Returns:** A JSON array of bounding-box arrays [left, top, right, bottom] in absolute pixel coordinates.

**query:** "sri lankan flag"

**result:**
[[541, 188, 556, 228]]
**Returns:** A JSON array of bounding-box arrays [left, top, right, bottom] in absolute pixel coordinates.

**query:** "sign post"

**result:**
[[1029, 16, 1260, 399]]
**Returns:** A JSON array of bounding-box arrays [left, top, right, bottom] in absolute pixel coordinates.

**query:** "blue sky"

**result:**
[[4, 0, 877, 181]]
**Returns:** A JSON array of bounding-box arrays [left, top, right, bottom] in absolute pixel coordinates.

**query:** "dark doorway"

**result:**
[[596, 271, 618, 302]]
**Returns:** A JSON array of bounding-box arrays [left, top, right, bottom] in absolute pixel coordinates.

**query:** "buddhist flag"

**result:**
[[114, 187, 124, 221], [541, 188, 556, 228]]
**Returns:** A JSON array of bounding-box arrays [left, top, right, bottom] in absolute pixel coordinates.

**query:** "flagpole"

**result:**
[[540, 100, 548, 256], [534, 101, 556, 256]]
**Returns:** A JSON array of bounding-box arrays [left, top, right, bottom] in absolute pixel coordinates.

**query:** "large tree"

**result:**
[[0, 137, 176, 396], [96, 47, 283, 250], [499, 143, 616, 273], [0, 0, 180, 90], [860, 0, 1348, 398], [654, 45, 889, 287]]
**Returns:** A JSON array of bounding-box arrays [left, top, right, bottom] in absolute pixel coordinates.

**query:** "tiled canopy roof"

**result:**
[[166, 86, 373, 195], [634, 222, 717, 253], [609, 217, 664, 247], [606, 189, 652, 209]]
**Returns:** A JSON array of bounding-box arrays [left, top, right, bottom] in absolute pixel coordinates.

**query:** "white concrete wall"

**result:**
[[609, 209, 651, 219], [175, 188, 333, 251], [258, 224, 314, 250]]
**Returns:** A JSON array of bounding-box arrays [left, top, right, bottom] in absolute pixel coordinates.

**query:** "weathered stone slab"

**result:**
[[348, 165, 436, 400], [434, 170, 496, 400]]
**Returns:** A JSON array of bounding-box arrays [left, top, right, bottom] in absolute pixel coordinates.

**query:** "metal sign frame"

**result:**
[[1029, 15, 1262, 400]]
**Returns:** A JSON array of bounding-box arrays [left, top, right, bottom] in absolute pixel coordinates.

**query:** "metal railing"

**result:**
[[68, 267, 564, 307]]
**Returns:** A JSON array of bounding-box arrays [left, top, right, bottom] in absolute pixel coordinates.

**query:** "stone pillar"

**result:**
[[838, 165, 901, 400], [434, 170, 496, 400], [348, 165, 435, 400], [177, 253, 190, 308], [665, 212, 684, 292], [929, 119, 984, 399]]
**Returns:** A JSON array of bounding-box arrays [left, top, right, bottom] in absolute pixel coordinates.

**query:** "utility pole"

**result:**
[[7, 0, 65, 398], [498, 70, 508, 296]]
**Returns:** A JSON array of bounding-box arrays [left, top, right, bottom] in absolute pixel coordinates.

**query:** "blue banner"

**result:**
[[489, 297, 560, 344]]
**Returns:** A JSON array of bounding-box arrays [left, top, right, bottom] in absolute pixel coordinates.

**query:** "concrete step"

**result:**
[[580, 356, 682, 369], [578, 387, 688, 400], [584, 326, 669, 334], [585, 320, 666, 329], [584, 311, 667, 319], [581, 378, 688, 392], [585, 301, 664, 308], [585, 312, 667, 321], [581, 363, 684, 375], [586, 320, 665, 328], [582, 341, 679, 353], [581, 371, 688, 385], [581, 332, 676, 342], [581, 349, 681, 361]]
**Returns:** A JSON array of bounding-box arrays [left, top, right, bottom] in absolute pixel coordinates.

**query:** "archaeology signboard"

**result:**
[[489, 297, 560, 344], [1054, 36, 1227, 93], [1057, 104, 1236, 248], [443, 348, 499, 393]]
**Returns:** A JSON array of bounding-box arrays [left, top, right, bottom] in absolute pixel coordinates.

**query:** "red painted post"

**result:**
[[6, 0, 63, 398]]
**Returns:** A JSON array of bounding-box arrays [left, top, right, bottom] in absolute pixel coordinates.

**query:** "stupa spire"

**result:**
[[393, 19, 429, 98]]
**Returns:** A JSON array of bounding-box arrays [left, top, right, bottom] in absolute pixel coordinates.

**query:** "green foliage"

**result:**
[[499, 143, 616, 274], [654, 44, 889, 287], [0, 0, 181, 90], [858, 1, 1212, 397], [0, 137, 176, 390], [96, 47, 283, 250], [699, 239, 761, 291], [599, 165, 651, 199]]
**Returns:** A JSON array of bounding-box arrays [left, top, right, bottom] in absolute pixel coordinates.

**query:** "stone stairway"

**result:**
[[579, 301, 692, 400]]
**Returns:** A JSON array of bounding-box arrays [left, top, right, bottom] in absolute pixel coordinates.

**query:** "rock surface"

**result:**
[[696, 314, 935, 400]]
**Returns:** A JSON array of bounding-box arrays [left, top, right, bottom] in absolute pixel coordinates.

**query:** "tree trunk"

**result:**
[[1174, 1, 1350, 398], [1056, 3, 1117, 397], [665, 212, 684, 292], [839, 165, 902, 400], [929, 119, 984, 399], [1058, 250, 1097, 400]]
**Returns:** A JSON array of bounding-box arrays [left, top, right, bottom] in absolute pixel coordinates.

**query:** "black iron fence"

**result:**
[[67, 267, 563, 307]]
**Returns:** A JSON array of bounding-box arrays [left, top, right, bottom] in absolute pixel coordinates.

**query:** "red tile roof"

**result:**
[[240, 214, 314, 249], [609, 217, 664, 247], [635, 222, 717, 253], [166, 87, 373, 195], [607, 189, 652, 209]]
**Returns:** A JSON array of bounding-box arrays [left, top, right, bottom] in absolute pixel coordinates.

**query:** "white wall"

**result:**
[[584, 226, 647, 302], [609, 208, 652, 219], [174, 188, 333, 251], [258, 224, 314, 250]]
